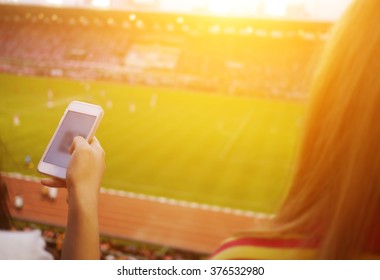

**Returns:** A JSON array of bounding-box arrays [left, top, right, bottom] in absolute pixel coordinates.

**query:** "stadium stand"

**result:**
[[0, 4, 331, 100]]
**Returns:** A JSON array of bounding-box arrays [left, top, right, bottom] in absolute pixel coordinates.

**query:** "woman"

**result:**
[[212, 0, 380, 260], [0, 136, 105, 259]]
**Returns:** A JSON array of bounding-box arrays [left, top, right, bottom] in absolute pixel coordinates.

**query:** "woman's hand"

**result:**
[[66, 136, 105, 206], [40, 136, 105, 259], [41, 136, 105, 206]]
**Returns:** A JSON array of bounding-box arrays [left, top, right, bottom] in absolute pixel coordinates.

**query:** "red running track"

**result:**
[[4, 175, 258, 255]]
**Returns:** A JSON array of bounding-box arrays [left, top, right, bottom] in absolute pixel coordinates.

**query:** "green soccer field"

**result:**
[[0, 74, 305, 213]]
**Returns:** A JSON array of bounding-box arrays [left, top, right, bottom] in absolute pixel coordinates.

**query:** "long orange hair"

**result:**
[[275, 0, 380, 259]]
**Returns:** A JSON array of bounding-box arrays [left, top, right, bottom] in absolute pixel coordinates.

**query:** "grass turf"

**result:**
[[0, 74, 305, 213]]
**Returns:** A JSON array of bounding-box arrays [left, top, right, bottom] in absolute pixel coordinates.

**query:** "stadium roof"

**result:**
[[0, 3, 332, 34]]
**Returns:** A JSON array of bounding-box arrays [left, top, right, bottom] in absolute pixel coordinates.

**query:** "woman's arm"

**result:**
[[41, 136, 105, 260]]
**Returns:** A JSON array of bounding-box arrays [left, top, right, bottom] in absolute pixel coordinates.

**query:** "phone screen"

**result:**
[[43, 111, 96, 168]]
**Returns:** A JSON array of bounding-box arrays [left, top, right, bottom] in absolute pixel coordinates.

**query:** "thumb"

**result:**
[[69, 136, 88, 154]]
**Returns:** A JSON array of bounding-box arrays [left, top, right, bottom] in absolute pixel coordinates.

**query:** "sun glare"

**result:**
[[264, 0, 287, 17], [208, 0, 231, 15], [46, 0, 63, 5], [207, 0, 289, 17], [146, 0, 316, 19], [92, 0, 111, 8]]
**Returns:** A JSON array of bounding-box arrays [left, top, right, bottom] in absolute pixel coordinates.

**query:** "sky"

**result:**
[[310, 0, 353, 20], [1, 0, 354, 21]]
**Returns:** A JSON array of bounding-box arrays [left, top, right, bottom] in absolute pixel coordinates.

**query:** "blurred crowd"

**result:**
[[14, 221, 206, 260], [0, 4, 329, 100]]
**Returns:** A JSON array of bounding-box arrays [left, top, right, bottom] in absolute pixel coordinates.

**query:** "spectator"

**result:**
[[13, 194, 23, 210], [212, 0, 380, 260]]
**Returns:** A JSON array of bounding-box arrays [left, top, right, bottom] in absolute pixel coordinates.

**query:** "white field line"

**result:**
[[1, 171, 273, 219], [219, 112, 253, 160]]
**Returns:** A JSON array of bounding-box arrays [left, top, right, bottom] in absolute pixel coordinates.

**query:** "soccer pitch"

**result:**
[[0, 74, 305, 213]]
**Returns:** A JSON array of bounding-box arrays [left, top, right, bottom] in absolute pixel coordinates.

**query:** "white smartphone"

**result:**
[[38, 101, 104, 179]]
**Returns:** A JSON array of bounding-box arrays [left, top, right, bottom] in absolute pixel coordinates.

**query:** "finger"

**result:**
[[90, 136, 104, 153], [41, 178, 66, 188], [41, 178, 67, 188], [89, 136, 100, 146], [69, 136, 88, 154]]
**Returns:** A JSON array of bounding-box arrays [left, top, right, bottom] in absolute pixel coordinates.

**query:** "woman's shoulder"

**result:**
[[210, 231, 317, 260], [0, 229, 53, 260]]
